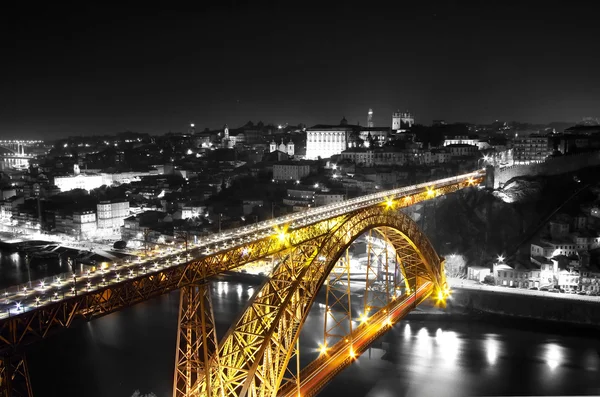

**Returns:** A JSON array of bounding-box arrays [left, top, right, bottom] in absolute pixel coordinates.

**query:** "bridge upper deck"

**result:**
[[0, 170, 484, 353]]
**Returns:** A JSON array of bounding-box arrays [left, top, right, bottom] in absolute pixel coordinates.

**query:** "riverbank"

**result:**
[[445, 287, 600, 330], [219, 272, 600, 334]]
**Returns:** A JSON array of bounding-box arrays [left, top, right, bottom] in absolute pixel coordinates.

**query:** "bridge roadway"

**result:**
[[279, 282, 434, 397], [0, 170, 484, 353]]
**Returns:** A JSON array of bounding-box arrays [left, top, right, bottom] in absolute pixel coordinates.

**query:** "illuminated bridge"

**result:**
[[0, 170, 485, 397]]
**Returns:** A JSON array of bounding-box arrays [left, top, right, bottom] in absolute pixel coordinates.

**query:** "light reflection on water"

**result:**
[[11, 278, 600, 397]]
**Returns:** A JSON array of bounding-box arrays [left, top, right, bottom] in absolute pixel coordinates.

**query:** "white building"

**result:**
[[97, 200, 130, 236], [306, 128, 348, 160], [181, 205, 205, 219], [273, 163, 311, 181], [54, 174, 104, 192], [443, 136, 489, 150], [73, 211, 97, 239]]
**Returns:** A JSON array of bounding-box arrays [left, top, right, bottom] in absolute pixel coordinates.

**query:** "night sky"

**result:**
[[3, 1, 599, 139]]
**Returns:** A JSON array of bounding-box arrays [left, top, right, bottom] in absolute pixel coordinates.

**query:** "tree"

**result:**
[[445, 254, 467, 278], [483, 275, 495, 285]]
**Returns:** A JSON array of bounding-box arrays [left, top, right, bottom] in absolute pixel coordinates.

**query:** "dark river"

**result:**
[[3, 252, 600, 397]]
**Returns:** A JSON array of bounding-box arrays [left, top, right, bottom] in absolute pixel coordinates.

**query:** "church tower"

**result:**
[[367, 109, 374, 128], [286, 140, 295, 156], [270, 139, 277, 152], [224, 124, 229, 140]]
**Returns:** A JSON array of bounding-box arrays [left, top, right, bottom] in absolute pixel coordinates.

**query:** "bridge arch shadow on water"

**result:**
[[182, 206, 448, 397]]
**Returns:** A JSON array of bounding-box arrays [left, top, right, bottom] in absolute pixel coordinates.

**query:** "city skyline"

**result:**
[[3, 2, 600, 139]]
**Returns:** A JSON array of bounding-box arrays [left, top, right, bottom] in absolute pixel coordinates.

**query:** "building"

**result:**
[[579, 266, 600, 293], [283, 188, 315, 210], [340, 147, 408, 167], [306, 125, 348, 160], [273, 162, 311, 181], [446, 143, 479, 158], [305, 117, 389, 160], [269, 139, 295, 156], [314, 192, 345, 207], [97, 200, 130, 237], [467, 266, 491, 282], [392, 111, 414, 131], [54, 174, 104, 192], [442, 135, 490, 150], [513, 135, 551, 164], [73, 211, 97, 239], [180, 204, 205, 220]]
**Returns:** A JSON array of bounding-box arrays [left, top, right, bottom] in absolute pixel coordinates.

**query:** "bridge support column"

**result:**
[[364, 229, 394, 314], [323, 247, 353, 353], [173, 282, 222, 397], [0, 354, 33, 397]]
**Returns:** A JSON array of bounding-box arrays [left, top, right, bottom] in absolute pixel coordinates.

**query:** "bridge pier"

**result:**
[[0, 353, 33, 397], [172, 282, 222, 397]]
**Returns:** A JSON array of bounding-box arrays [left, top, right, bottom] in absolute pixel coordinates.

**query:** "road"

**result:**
[[280, 282, 433, 397], [448, 278, 600, 303], [0, 170, 483, 321]]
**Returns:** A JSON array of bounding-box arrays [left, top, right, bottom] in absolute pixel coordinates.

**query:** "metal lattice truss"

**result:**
[[0, 178, 476, 356], [0, 354, 31, 397], [173, 282, 223, 397], [200, 204, 447, 397], [363, 229, 394, 313], [0, 176, 482, 397], [323, 247, 353, 345]]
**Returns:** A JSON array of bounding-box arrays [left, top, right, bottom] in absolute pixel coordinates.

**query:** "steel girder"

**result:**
[[323, 247, 353, 347], [0, 177, 480, 397], [173, 282, 223, 397], [0, 354, 32, 397], [0, 217, 343, 356], [203, 204, 446, 397]]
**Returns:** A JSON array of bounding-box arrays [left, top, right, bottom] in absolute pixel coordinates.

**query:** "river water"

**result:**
[[3, 253, 600, 397]]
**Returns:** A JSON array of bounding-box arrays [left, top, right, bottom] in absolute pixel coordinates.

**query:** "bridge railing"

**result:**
[[219, 169, 485, 239]]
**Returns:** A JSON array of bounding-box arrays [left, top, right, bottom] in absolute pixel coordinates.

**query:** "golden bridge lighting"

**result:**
[[385, 197, 394, 208], [1, 172, 478, 397], [274, 225, 289, 243], [318, 343, 328, 355]]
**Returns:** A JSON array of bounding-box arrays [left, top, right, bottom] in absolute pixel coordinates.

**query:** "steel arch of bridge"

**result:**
[[199, 205, 446, 397], [0, 172, 483, 397]]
